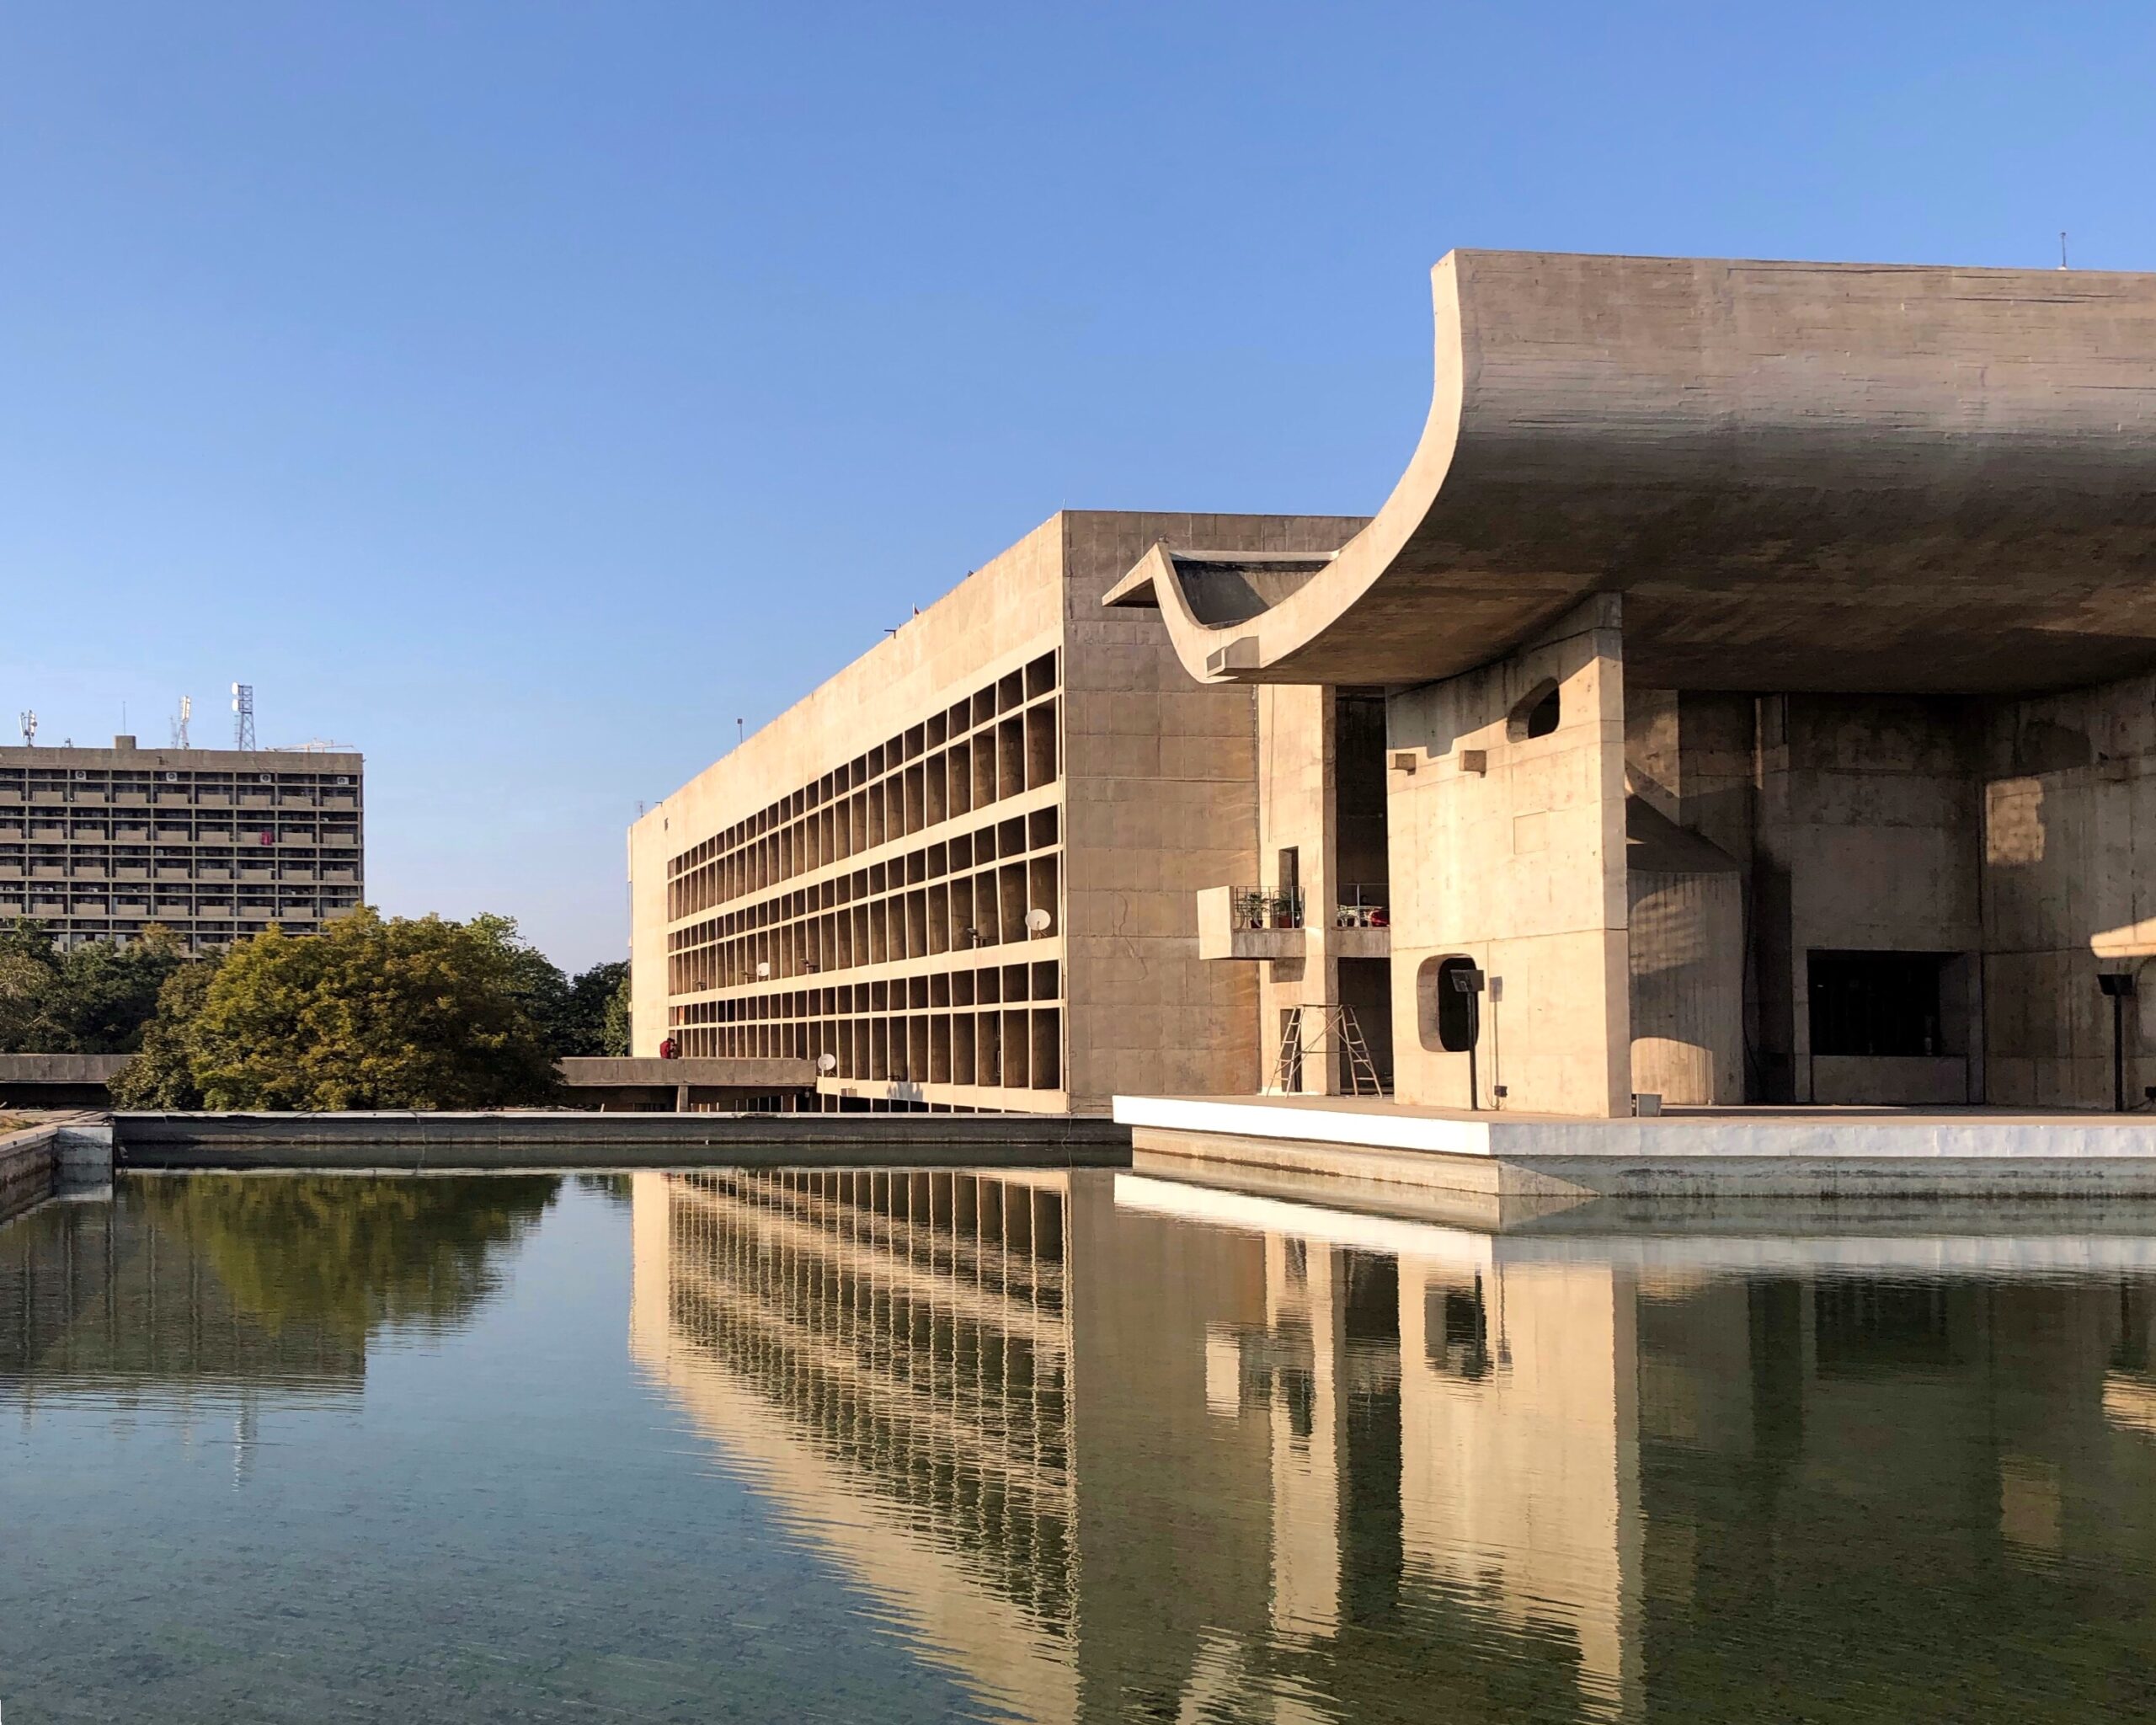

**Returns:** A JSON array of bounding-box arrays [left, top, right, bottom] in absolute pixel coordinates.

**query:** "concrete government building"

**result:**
[[0, 736, 364, 950], [632, 248, 2156, 1118]]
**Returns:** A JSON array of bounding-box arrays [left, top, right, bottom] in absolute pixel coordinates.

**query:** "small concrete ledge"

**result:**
[[113, 1109, 1130, 1172]]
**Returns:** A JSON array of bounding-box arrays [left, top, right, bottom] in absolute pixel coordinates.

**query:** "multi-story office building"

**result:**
[[627, 510, 1363, 1114], [0, 735, 364, 950]]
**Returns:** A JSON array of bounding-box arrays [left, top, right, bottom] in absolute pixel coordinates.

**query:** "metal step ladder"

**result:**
[[1275, 1003, 1385, 1097]]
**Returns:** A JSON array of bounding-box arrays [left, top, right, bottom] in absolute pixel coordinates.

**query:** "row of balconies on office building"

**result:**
[[667, 654, 1061, 921], [2, 864, 359, 883], [0, 900, 355, 924], [670, 961, 1069, 1092], [0, 785, 358, 808], [0, 824, 359, 844], [676, 1004, 1066, 1093]]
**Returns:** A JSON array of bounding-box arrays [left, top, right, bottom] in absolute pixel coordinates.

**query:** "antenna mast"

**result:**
[[232, 683, 256, 750], [18, 711, 35, 747], [170, 695, 193, 749]]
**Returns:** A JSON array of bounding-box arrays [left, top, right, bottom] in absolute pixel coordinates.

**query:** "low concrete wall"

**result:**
[[113, 1110, 1131, 1172], [0, 1117, 111, 1221], [0, 1124, 58, 1223]]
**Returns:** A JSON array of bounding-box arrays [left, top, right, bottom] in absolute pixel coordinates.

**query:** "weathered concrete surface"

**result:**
[[0, 1053, 131, 1109], [1386, 598, 1631, 1116], [0, 1115, 114, 1220], [629, 510, 1363, 1116], [1107, 250, 2156, 695], [114, 1109, 1132, 1172], [558, 1056, 813, 1089], [0, 1054, 131, 1083], [0, 1123, 58, 1223]]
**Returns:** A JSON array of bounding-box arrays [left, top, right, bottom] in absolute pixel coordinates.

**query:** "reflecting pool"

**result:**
[[6, 1169, 2156, 1722]]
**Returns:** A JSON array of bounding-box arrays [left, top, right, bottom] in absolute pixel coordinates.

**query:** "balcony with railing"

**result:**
[[1331, 882, 1391, 957], [1198, 882, 1390, 960], [1196, 884, 1301, 960]]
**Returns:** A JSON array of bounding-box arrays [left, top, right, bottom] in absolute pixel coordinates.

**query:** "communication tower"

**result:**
[[18, 711, 35, 747], [170, 695, 193, 749], [232, 683, 256, 750]]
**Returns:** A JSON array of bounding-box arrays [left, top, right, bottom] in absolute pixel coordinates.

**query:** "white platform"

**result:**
[[1112, 1093, 2156, 1202], [1113, 1093, 2156, 1159]]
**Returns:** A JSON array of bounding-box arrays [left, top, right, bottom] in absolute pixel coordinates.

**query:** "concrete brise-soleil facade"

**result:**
[[628, 513, 1363, 1113], [636, 248, 2156, 1119], [0, 736, 364, 950]]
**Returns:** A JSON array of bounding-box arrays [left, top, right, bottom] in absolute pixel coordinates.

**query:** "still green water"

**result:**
[[4, 1169, 2156, 1722]]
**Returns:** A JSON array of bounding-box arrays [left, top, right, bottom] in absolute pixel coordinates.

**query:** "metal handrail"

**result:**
[[1227, 886, 1304, 931], [1334, 883, 1390, 928]]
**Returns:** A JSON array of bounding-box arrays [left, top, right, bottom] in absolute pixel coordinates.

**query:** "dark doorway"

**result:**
[[1806, 950, 1952, 1057], [1339, 956, 1394, 1091]]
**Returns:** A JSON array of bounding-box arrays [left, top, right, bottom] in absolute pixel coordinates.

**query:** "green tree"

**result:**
[[465, 916, 626, 1059], [567, 959, 630, 1057], [593, 961, 632, 1058], [0, 918, 187, 1054], [0, 919, 61, 1051], [176, 907, 559, 1110], [109, 959, 218, 1108]]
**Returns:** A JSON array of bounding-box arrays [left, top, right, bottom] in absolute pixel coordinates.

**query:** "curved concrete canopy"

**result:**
[[1104, 250, 2156, 693]]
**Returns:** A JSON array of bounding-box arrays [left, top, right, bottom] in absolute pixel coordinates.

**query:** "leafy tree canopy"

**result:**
[[467, 914, 627, 1059], [0, 919, 187, 1055], [174, 907, 562, 1110]]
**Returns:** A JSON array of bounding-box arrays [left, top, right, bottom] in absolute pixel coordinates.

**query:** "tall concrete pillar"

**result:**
[[1383, 597, 1631, 1117]]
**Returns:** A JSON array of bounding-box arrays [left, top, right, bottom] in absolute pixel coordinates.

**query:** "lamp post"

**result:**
[[1452, 964, 1486, 1110], [2099, 970, 2137, 1113]]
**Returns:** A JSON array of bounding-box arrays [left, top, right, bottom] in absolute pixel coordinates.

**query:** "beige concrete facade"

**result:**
[[629, 511, 1362, 1114], [1102, 248, 2156, 1119], [641, 248, 2156, 1120], [0, 737, 363, 951]]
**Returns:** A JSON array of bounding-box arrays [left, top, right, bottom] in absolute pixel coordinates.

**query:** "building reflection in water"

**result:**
[[633, 1168, 2156, 1725]]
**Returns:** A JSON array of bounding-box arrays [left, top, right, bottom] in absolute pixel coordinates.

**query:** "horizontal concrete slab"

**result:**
[[557, 1057, 814, 1088], [1117, 1094, 2156, 1199], [0, 1053, 131, 1083], [1115, 1093, 2156, 1157], [113, 1109, 1130, 1172]]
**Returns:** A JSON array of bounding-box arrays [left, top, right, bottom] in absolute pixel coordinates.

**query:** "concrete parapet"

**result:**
[[112, 1109, 1131, 1172], [1119, 1093, 2156, 1199], [0, 1115, 111, 1221]]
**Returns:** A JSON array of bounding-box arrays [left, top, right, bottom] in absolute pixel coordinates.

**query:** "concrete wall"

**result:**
[[1628, 862, 1744, 1106], [1753, 696, 1983, 1104], [632, 509, 1361, 1115], [1059, 513, 1362, 1109], [1385, 599, 1631, 1117], [1983, 668, 2156, 1107], [1254, 683, 1332, 1092]]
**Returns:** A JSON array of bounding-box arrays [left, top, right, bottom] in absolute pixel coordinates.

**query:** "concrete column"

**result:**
[[1384, 596, 1631, 1117], [1256, 685, 1339, 1092]]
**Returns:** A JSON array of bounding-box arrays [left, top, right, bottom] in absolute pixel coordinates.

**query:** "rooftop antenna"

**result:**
[[736, 718, 744, 750], [2060, 230, 2069, 270], [231, 682, 255, 750], [19, 711, 35, 746], [170, 695, 192, 749]]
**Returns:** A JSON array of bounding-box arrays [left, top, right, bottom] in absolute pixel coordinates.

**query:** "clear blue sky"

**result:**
[[4, 3, 2149, 971]]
